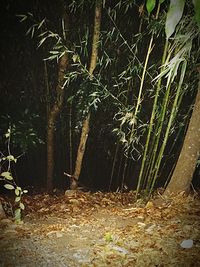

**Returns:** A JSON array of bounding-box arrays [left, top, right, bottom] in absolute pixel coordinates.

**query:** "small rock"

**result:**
[[56, 232, 63, 238], [180, 239, 193, 249]]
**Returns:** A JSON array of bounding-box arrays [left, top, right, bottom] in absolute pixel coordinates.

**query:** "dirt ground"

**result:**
[[0, 190, 200, 267]]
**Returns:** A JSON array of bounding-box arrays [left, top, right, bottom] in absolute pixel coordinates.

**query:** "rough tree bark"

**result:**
[[71, 0, 102, 190], [46, 10, 69, 193], [165, 69, 200, 194]]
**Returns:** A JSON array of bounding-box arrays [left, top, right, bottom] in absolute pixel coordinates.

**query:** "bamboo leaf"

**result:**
[[146, 0, 156, 14], [16, 14, 27, 22], [26, 26, 33, 36], [31, 26, 35, 38], [193, 0, 200, 28], [38, 31, 48, 37], [38, 37, 47, 48], [4, 184, 15, 190], [44, 54, 58, 61], [37, 19, 46, 30], [165, 0, 186, 39]]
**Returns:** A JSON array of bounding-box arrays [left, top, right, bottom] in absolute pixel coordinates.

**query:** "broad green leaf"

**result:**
[[146, 0, 156, 14], [165, 0, 186, 39], [4, 184, 15, 190], [19, 203, 25, 210], [15, 197, 21, 202], [15, 187, 21, 196], [6, 155, 17, 163], [193, 0, 200, 28], [5, 129, 11, 138], [1, 171, 13, 180]]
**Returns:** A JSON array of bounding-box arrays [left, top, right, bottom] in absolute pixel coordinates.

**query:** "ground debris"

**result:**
[[0, 191, 200, 266]]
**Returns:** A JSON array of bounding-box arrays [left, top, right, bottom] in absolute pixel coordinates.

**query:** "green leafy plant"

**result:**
[[104, 232, 114, 242], [146, 0, 200, 38], [1, 110, 44, 153], [0, 129, 28, 222]]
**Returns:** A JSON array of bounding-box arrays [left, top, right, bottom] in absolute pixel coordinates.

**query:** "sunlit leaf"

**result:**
[[19, 202, 25, 210], [165, 0, 186, 39], [5, 129, 11, 138], [6, 155, 17, 163], [38, 31, 48, 38], [38, 19, 46, 30], [26, 26, 33, 36], [72, 54, 79, 63], [27, 12, 33, 17], [146, 0, 156, 14], [44, 54, 59, 61], [15, 197, 21, 202], [16, 14, 27, 22], [4, 184, 15, 190], [15, 187, 21, 196], [31, 26, 35, 38], [1, 171, 13, 180], [38, 37, 47, 48], [23, 190, 28, 194]]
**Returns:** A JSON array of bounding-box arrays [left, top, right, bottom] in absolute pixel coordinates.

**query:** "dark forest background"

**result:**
[[0, 0, 199, 193]]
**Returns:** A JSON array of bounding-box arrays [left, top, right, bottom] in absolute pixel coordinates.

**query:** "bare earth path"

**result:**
[[0, 191, 200, 266]]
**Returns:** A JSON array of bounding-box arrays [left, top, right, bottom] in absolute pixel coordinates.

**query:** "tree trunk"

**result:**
[[165, 69, 200, 194], [71, 0, 102, 189], [46, 11, 69, 193]]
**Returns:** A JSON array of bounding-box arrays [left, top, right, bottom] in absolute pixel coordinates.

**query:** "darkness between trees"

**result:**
[[0, 0, 199, 194]]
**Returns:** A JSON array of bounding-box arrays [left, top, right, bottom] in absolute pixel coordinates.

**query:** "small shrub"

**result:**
[[0, 128, 27, 222]]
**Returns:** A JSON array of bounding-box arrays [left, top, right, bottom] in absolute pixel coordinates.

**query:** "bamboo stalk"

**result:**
[[148, 61, 187, 196], [137, 40, 169, 195]]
